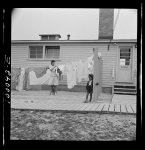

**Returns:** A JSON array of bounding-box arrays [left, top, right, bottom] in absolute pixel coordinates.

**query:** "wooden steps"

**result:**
[[114, 83, 136, 95]]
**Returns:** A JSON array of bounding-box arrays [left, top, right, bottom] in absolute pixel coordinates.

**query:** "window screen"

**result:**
[[29, 46, 43, 59], [45, 46, 60, 59], [120, 47, 131, 66]]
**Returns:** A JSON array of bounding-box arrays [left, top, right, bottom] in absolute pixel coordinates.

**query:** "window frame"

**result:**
[[44, 45, 61, 60], [119, 46, 132, 67], [28, 45, 44, 60], [28, 44, 61, 61], [43, 44, 61, 61]]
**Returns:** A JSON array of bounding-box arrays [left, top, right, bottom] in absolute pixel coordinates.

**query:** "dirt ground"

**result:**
[[10, 109, 136, 141]]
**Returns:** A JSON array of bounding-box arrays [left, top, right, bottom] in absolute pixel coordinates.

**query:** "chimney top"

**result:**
[[67, 34, 70, 40]]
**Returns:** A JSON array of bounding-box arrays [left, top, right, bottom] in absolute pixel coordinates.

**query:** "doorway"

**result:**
[[116, 46, 133, 83]]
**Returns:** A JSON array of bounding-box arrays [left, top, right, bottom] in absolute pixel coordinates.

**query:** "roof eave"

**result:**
[[11, 39, 137, 44]]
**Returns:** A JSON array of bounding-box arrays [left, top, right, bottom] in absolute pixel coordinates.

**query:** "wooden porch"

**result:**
[[11, 91, 136, 114]]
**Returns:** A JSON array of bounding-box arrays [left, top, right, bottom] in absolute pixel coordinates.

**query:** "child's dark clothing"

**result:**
[[85, 78, 93, 102], [86, 80, 93, 93]]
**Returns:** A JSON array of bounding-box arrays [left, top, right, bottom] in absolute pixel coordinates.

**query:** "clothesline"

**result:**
[[29, 55, 94, 89], [59, 55, 94, 74]]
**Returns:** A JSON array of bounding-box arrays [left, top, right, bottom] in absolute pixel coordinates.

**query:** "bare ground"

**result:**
[[10, 109, 136, 141]]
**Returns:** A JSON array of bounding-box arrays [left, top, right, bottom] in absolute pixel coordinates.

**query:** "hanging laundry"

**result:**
[[88, 55, 94, 65], [63, 63, 68, 79], [88, 55, 94, 74], [58, 64, 65, 73], [72, 61, 79, 83], [11, 67, 21, 83], [57, 68, 62, 81], [82, 60, 89, 81], [71, 62, 77, 86], [65, 63, 77, 89], [79, 60, 84, 81], [65, 59, 90, 89], [22, 67, 28, 90], [16, 68, 25, 91], [29, 69, 51, 85], [76, 60, 84, 83], [72, 61, 78, 82], [23, 67, 33, 90], [21, 68, 28, 90], [65, 63, 73, 89], [29, 67, 47, 78], [20, 54, 96, 91], [21, 67, 46, 90], [58, 64, 65, 81], [11, 67, 21, 90]]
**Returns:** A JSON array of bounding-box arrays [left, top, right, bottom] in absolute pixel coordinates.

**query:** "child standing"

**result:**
[[84, 74, 93, 103]]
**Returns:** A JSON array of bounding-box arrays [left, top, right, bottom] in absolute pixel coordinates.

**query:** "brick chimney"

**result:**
[[39, 34, 61, 40], [98, 9, 114, 40]]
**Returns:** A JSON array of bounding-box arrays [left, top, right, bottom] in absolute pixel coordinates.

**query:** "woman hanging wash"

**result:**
[[46, 60, 61, 95]]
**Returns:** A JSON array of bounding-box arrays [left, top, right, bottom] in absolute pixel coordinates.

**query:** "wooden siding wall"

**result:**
[[11, 45, 28, 67], [11, 43, 121, 87], [96, 45, 117, 87], [11, 44, 51, 67]]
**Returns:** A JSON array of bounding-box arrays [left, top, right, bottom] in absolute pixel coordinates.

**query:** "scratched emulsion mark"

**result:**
[[3, 55, 11, 146], [4, 55, 11, 104]]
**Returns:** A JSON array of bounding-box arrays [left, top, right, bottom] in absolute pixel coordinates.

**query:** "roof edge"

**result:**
[[11, 39, 137, 44]]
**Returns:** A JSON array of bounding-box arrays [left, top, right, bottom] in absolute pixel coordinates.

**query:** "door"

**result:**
[[116, 46, 132, 82], [92, 48, 103, 101]]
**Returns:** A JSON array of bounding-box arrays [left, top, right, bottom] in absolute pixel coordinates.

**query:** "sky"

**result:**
[[11, 8, 137, 40]]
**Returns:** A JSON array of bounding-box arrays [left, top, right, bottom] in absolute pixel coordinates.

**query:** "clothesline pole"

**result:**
[[92, 48, 102, 102]]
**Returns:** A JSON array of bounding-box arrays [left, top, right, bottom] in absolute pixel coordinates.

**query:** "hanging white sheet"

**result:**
[[58, 64, 65, 73], [16, 67, 25, 91], [29, 69, 51, 85], [76, 60, 84, 83], [88, 55, 94, 74]]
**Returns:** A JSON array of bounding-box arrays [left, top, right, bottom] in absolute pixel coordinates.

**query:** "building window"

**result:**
[[45, 46, 60, 59], [29, 46, 43, 59], [120, 47, 131, 66]]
